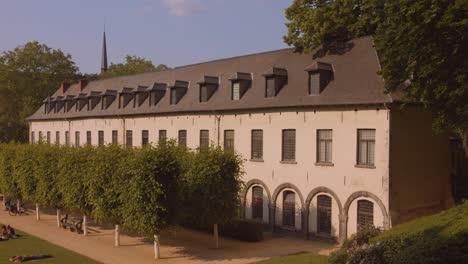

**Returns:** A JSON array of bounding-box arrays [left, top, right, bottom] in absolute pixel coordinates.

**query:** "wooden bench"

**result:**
[[60, 214, 83, 234]]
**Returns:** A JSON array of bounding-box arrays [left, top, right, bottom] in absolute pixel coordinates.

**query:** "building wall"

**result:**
[[30, 106, 391, 240], [389, 106, 453, 225]]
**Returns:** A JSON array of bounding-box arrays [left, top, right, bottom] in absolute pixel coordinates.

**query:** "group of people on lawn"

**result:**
[[1, 225, 17, 240]]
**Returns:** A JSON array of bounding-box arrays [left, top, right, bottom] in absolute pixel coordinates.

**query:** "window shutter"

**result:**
[[282, 129, 296, 161]]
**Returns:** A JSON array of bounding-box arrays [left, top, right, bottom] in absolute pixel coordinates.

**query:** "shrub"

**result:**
[[220, 220, 264, 242]]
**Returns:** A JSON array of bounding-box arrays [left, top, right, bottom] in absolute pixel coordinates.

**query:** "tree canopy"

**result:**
[[99, 55, 169, 79], [0, 42, 79, 143], [285, 0, 467, 136]]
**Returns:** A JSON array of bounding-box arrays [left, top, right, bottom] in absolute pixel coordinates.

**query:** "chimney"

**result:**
[[60, 82, 70, 95], [78, 80, 89, 92]]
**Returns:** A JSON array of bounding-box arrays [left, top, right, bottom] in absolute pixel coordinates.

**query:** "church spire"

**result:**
[[101, 29, 108, 74]]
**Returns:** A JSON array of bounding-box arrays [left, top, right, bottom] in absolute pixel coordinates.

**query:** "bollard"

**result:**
[[214, 223, 219, 249], [36, 203, 40, 220], [115, 225, 120, 247], [154, 234, 160, 259], [83, 215, 88, 236], [56, 209, 61, 227]]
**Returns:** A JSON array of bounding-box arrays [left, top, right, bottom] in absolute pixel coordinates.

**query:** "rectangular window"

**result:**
[[170, 88, 177, 105], [75, 131, 80, 147], [309, 72, 320, 95], [317, 130, 333, 163], [357, 200, 374, 231], [158, 130, 167, 143], [251, 130, 263, 160], [98, 131, 104, 146], [112, 130, 118, 144], [31, 132, 35, 144], [224, 130, 235, 152], [200, 85, 208, 102], [232, 82, 240, 100], [282, 129, 296, 161], [86, 131, 92, 145], [178, 130, 187, 147], [265, 77, 276, 97], [126, 130, 133, 147], [38, 131, 43, 143], [199, 130, 209, 149], [357, 129, 376, 166], [142, 130, 149, 146], [55, 131, 60, 145], [65, 131, 70, 146], [46, 131, 51, 144]]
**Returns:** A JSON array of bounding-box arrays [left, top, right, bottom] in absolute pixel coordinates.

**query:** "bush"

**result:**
[[329, 227, 382, 264], [220, 220, 264, 242]]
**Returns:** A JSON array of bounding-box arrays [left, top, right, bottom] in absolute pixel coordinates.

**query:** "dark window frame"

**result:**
[[252, 186, 263, 221], [282, 191, 296, 228], [199, 130, 209, 149], [86, 131, 92, 145], [126, 130, 133, 147], [158, 130, 167, 143], [142, 130, 149, 146], [281, 129, 296, 162], [357, 200, 374, 231], [112, 130, 118, 144], [75, 131, 80, 147], [357, 129, 376, 167], [317, 195, 332, 235], [251, 129, 263, 160], [223, 130, 235, 152], [178, 130, 187, 147], [317, 129, 333, 164], [98, 130, 104, 146]]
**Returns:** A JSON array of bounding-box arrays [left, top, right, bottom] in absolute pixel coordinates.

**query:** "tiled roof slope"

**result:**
[[27, 37, 393, 121]]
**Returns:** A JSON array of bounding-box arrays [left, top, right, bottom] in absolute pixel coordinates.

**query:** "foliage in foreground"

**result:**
[[329, 202, 468, 264], [284, 0, 468, 137], [0, 142, 244, 237], [252, 252, 329, 264]]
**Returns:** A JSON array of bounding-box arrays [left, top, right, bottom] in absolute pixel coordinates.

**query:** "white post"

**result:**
[[154, 234, 160, 259], [56, 209, 61, 227], [115, 225, 120, 247], [83, 215, 87, 236], [36, 203, 40, 220], [214, 224, 219, 249], [16, 199, 20, 212]]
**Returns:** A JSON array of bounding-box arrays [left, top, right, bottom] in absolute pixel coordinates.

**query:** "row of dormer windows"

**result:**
[[43, 62, 334, 114], [31, 127, 375, 167]]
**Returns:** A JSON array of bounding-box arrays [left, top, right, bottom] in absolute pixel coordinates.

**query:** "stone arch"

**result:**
[[343, 191, 390, 239], [304, 186, 344, 240], [241, 179, 272, 222], [270, 183, 305, 231]]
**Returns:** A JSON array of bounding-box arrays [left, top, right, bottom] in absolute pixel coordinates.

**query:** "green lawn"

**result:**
[[252, 253, 329, 264], [0, 226, 99, 264]]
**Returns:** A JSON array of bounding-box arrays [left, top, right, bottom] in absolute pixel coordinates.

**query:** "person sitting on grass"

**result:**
[[1, 225, 9, 240], [7, 225, 17, 239]]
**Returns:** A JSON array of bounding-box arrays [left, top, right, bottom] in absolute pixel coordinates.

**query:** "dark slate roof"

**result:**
[[27, 37, 394, 121]]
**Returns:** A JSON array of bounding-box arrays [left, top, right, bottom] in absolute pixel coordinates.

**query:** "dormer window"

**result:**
[[305, 61, 333, 95], [198, 76, 218, 103], [76, 93, 88, 111], [133, 86, 149, 107], [147, 83, 167, 106], [101, 90, 117, 110], [229, 72, 252, 101], [119, 88, 134, 108], [88, 91, 102, 110], [43, 97, 54, 114], [263, 67, 287, 98], [169, 80, 189, 105], [55, 96, 65, 112], [64, 95, 76, 112]]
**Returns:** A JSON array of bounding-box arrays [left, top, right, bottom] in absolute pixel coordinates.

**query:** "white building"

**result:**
[[27, 37, 453, 241]]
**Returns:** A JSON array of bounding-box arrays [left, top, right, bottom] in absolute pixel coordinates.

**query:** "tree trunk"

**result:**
[[214, 223, 219, 249], [36, 203, 40, 220], [56, 208, 61, 227], [115, 225, 120, 247], [154, 234, 160, 259], [2, 195, 6, 210], [83, 215, 87, 236]]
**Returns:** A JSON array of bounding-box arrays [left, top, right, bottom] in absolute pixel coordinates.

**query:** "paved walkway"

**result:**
[[0, 208, 337, 264]]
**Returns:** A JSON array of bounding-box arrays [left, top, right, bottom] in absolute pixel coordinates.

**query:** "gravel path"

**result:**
[[0, 208, 336, 264]]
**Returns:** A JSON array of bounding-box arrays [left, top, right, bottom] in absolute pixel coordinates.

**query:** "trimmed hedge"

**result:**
[[0, 142, 244, 238]]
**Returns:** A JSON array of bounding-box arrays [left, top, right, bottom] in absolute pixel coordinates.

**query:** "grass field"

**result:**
[[252, 252, 329, 264], [0, 226, 99, 264]]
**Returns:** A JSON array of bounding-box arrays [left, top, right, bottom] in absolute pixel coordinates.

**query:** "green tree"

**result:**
[[0, 42, 79, 143], [100, 55, 169, 79], [284, 0, 468, 142]]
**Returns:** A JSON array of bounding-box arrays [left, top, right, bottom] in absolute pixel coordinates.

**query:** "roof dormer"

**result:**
[[262, 67, 287, 98], [101, 89, 117, 110], [229, 72, 252, 100], [43, 97, 54, 114], [88, 91, 102, 110], [76, 93, 88, 111], [118, 88, 134, 108], [54, 96, 65, 112], [197, 76, 219, 103], [133, 85, 149, 107], [64, 95, 76, 112], [147, 82, 167, 106], [169, 80, 189, 105], [305, 61, 333, 95]]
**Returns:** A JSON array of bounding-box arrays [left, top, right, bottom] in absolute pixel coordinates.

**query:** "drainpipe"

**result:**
[[384, 102, 392, 229], [121, 117, 126, 145], [212, 111, 221, 147]]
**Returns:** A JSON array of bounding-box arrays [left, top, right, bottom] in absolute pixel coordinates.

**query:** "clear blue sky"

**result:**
[[0, 0, 293, 74]]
